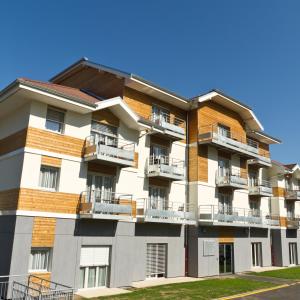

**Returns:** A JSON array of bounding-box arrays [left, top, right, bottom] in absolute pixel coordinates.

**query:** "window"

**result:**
[[39, 166, 60, 191], [285, 177, 293, 191], [218, 158, 230, 177], [29, 248, 51, 272], [79, 246, 110, 289], [250, 200, 260, 217], [45, 107, 65, 133], [217, 124, 230, 138], [152, 105, 170, 124], [248, 171, 258, 187], [286, 201, 295, 219], [150, 145, 169, 165], [218, 194, 232, 214], [149, 186, 167, 210], [91, 121, 118, 147]]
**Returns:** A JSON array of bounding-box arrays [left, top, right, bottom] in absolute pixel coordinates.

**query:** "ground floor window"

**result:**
[[289, 243, 298, 265], [146, 243, 167, 278], [251, 242, 262, 267], [29, 248, 52, 272], [79, 246, 110, 289]]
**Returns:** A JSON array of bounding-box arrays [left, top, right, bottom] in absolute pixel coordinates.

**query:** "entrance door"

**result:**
[[252, 243, 262, 267], [219, 243, 234, 274], [289, 243, 298, 265], [146, 243, 167, 278]]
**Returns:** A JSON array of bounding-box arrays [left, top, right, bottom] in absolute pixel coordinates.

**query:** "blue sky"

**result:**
[[0, 0, 299, 163]]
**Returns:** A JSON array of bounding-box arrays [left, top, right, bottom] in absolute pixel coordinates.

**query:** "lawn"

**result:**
[[251, 266, 300, 280], [96, 278, 275, 300]]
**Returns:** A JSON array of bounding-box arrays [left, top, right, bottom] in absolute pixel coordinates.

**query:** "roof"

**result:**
[[284, 164, 297, 170], [16, 78, 98, 107], [49, 57, 189, 109]]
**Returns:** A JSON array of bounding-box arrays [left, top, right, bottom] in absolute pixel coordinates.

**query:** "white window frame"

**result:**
[[79, 265, 109, 289], [29, 248, 52, 273], [39, 165, 60, 192], [45, 106, 65, 134]]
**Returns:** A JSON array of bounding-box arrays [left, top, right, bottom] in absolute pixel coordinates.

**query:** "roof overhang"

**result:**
[[0, 80, 95, 118], [195, 90, 263, 131], [94, 97, 147, 130], [247, 131, 281, 145], [50, 58, 190, 110]]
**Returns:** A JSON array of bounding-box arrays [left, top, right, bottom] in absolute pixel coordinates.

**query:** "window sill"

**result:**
[[44, 128, 65, 136], [39, 187, 58, 193]]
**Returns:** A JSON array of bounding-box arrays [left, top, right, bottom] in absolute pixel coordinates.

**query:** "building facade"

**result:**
[[0, 58, 298, 291]]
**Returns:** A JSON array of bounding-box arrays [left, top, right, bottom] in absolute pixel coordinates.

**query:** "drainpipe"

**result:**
[[185, 109, 189, 276]]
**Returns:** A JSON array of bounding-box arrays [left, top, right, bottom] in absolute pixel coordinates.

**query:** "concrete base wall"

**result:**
[[6, 217, 185, 290], [188, 225, 272, 277]]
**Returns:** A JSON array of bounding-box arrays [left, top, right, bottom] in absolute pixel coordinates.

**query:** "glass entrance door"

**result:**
[[252, 243, 262, 267], [219, 243, 234, 274], [289, 243, 298, 265]]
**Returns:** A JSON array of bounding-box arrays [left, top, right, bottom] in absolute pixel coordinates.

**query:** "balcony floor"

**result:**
[[84, 154, 135, 167]]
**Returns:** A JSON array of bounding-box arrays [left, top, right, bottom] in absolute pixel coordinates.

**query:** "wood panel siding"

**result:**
[[29, 272, 51, 284], [259, 142, 270, 158], [119, 199, 137, 218], [31, 217, 56, 247], [26, 127, 85, 157], [0, 128, 27, 156], [240, 157, 248, 179], [280, 217, 287, 227], [54, 65, 125, 99], [198, 102, 246, 139], [134, 152, 139, 168], [188, 109, 198, 144], [273, 187, 285, 198], [0, 189, 19, 210], [92, 109, 119, 127], [149, 178, 170, 187], [198, 145, 208, 182], [18, 189, 80, 214], [188, 145, 198, 182], [123, 87, 186, 123], [87, 162, 117, 175], [41, 156, 62, 167], [150, 135, 171, 148]]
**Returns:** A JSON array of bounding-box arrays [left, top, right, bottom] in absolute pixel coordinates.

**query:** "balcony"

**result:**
[[198, 124, 271, 165], [285, 190, 300, 201], [249, 180, 273, 197], [146, 155, 185, 181], [136, 198, 196, 225], [83, 133, 135, 167], [79, 190, 135, 221], [286, 217, 300, 229], [198, 205, 280, 227], [216, 170, 248, 190], [149, 113, 186, 141]]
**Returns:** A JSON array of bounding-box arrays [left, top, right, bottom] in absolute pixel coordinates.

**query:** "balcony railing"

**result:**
[[198, 124, 271, 163], [249, 179, 273, 196], [198, 205, 280, 227], [286, 217, 300, 229], [79, 190, 134, 220], [147, 155, 185, 181], [84, 133, 135, 167], [216, 170, 248, 189], [136, 198, 196, 225], [285, 190, 300, 200], [149, 112, 186, 140]]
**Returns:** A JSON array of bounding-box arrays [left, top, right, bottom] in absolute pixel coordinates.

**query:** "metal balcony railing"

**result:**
[[136, 198, 196, 224], [147, 155, 185, 180], [249, 179, 273, 196], [285, 190, 300, 200], [198, 124, 271, 162], [216, 170, 248, 189], [79, 190, 134, 219], [286, 216, 300, 229], [0, 274, 73, 300], [198, 205, 280, 227], [149, 112, 185, 137], [84, 133, 135, 166]]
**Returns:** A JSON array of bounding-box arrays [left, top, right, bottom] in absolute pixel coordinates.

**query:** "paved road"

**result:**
[[235, 283, 300, 299]]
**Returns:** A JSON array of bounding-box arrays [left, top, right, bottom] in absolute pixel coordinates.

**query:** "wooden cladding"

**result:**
[[41, 156, 62, 167], [273, 187, 285, 198], [0, 189, 19, 210], [26, 127, 84, 157], [240, 157, 248, 179], [32, 217, 56, 247], [134, 152, 139, 168], [92, 109, 119, 127], [188, 145, 208, 183], [87, 162, 117, 175], [0, 128, 27, 156], [123, 87, 186, 122], [30, 272, 51, 284], [18, 189, 80, 214], [279, 217, 287, 227]]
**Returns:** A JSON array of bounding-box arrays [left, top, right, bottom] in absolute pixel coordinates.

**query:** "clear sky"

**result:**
[[0, 0, 299, 163]]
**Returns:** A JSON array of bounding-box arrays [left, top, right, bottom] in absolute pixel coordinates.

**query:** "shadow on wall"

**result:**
[[135, 222, 182, 237], [74, 219, 117, 237]]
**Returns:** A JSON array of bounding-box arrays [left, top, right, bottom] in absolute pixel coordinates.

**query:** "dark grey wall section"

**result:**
[[51, 219, 185, 290], [187, 226, 199, 277], [8, 216, 33, 276], [0, 216, 16, 276]]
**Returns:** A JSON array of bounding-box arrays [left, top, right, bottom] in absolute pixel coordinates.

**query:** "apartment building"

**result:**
[[269, 161, 300, 266], [187, 90, 281, 277], [0, 59, 194, 290], [0, 58, 296, 293]]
